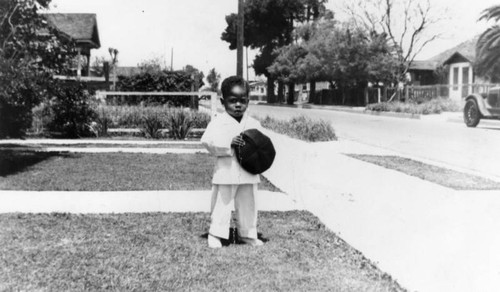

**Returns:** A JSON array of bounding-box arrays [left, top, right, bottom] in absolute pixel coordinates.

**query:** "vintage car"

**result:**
[[463, 87, 500, 127]]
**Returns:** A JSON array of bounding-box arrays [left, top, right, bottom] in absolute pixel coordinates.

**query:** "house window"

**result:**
[[463, 67, 470, 95], [453, 67, 459, 90], [462, 67, 469, 84]]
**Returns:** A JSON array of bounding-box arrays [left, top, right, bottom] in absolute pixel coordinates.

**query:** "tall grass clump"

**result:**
[[140, 111, 165, 139], [260, 115, 337, 142], [165, 108, 211, 140]]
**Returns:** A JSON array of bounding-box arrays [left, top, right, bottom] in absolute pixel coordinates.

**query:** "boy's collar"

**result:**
[[221, 111, 248, 124]]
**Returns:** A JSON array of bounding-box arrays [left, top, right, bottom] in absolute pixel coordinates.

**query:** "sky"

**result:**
[[48, 0, 500, 82]]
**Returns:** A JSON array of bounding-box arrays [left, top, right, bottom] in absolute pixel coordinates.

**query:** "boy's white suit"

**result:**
[[201, 112, 263, 239]]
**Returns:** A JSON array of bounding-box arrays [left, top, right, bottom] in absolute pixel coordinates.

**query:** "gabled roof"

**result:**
[[428, 35, 478, 64], [410, 36, 479, 71], [44, 13, 100, 49]]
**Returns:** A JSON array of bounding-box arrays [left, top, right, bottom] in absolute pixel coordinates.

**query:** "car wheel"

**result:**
[[464, 99, 480, 127]]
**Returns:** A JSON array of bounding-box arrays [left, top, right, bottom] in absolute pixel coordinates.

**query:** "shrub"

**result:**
[[259, 115, 337, 142], [365, 98, 461, 115], [96, 105, 210, 130], [113, 70, 201, 106], [139, 111, 165, 139], [191, 111, 211, 129], [166, 108, 194, 140], [31, 103, 52, 135], [0, 60, 49, 138], [91, 107, 113, 137], [46, 82, 97, 138]]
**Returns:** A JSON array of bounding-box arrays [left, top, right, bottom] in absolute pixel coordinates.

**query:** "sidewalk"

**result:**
[[263, 131, 500, 292]]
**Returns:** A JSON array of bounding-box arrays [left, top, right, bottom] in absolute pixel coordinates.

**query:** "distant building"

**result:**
[[44, 13, 101, 77], [249, 80, 267, 101], [409, 36, 486, 100]]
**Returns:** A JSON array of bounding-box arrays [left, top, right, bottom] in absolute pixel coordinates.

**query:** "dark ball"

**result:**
[[234, 129, 276, 175]]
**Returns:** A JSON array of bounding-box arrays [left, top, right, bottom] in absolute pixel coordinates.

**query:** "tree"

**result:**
[[268, 44, 308, 104], [221, 0, 328, 103], [184, 64, 205, 90], [0, 0, 77, 137], [345, 0, 443, 82], [206, 68, 221, 92], [270, 19, 399, 104], [138, 56, 163, 74], [476, 5, 500, 80]]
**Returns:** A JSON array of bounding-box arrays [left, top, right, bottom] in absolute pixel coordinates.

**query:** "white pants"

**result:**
[[209, 184, 258, 240]]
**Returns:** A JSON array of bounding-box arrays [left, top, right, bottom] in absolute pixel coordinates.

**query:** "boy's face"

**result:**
[[222, 85, 249, 119]]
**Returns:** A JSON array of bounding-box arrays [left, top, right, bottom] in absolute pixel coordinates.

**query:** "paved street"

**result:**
[[249, 104, 500, 180]]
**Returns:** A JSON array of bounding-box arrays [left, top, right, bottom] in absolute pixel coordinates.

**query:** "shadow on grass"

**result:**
[[0, 149, 72, 177], [201, 227, 269, 247]]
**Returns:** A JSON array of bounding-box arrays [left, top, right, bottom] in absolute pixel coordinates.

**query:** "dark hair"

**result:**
[[221, 76, 249, 99]]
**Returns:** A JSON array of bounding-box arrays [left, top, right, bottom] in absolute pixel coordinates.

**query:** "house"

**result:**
[[249, 80, 267, 101], [44, 13, 101, 77], [409, 36, 486, 101]]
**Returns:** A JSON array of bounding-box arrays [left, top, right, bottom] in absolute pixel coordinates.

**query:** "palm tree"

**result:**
[[476, 5, 500, 79]]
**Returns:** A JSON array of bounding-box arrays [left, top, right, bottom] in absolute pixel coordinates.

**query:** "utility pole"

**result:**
[[236, 0, 244, 77], [170, 48, 174, 71], [246, 46, 249, 81]]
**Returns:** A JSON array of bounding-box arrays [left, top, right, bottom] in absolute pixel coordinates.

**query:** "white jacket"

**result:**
[[201, 112, 262, 185]]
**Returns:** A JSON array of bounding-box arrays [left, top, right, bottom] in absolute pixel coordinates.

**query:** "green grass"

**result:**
[[0, 211, 405, 291], [258, 115, 337, 142], [0, 151, 279, 192], [347, 154, 500, 190]]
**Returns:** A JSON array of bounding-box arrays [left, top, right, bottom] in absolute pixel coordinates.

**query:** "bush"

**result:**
[[140, 111, 164, 139], [165, 108, 196, 140], [191, 110, 211, 129], [30, 103, 52, 135], [0, 59, 49, 138], [46, 82, 97, 138], [91, 107, 113, 137], [113, 71, 200, 106], [259, 115, 337, 142], [365, 98, 461, 115], [96, 106, 210, 130]]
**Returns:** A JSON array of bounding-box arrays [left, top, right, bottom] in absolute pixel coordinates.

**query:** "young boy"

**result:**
[[201, 75, 264, 248]]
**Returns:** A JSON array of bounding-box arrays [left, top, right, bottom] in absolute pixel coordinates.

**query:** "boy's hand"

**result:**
[[231, 135, 245, 148]]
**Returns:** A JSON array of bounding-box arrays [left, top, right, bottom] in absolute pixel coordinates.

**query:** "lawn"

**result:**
[[0, 211, 405, 291], [347, 154, 500, 190], [0, 151, 279, 192]]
